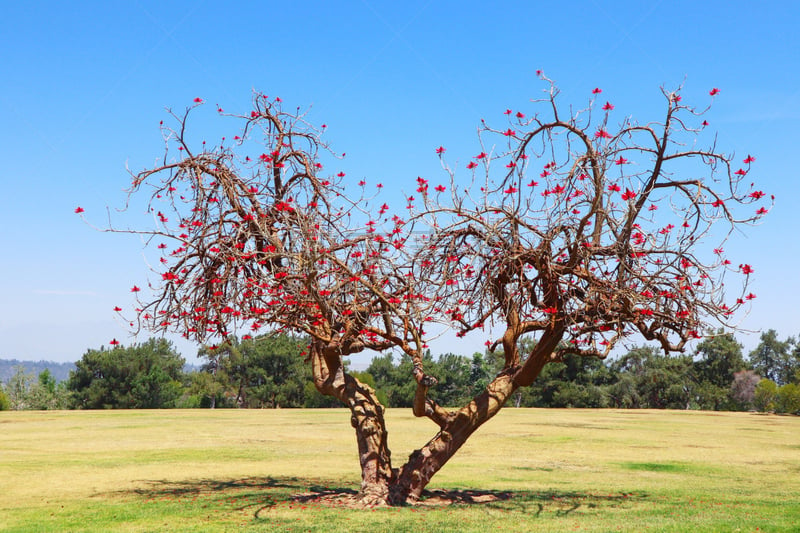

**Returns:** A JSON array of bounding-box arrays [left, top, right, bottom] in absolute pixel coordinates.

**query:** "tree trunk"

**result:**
[[391, 370, 520, 503], [389, 333, 560, 504], [311, 334, 558, 506], [310, 343, 394, 505]]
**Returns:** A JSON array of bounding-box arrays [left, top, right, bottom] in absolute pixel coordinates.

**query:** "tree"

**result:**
[[0, 387, 9, 410], [754, 378, 779, 412], [749, 330, 794, 385], [5, 366, 34, 410], [0, 367, 69, 410], [525, 351, 612, 407], [692, 331, 748, 409], [608, 346, 694, 409], [197, 334, 310, 408], [105, 78, 767, 505], [730, 370, 761, 411], [68, 339, 185, 409], [776, 383, 800, 415], [364, 353, 417, 408]]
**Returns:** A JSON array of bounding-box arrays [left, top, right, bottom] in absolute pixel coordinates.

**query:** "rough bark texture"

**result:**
[[310, 343, 394, 505], [390, 330, 561, 503], [392, 370, 518, 503]]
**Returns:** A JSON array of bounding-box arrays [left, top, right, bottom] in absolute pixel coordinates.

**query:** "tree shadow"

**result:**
[[125, 476, 648, 519], [471, 489, 649, 517]]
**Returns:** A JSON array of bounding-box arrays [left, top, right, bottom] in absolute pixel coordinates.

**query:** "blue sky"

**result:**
[[1, 1, 798, 365]]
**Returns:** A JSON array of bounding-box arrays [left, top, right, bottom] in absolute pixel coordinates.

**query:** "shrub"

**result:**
[[0, 387, 10, 410]]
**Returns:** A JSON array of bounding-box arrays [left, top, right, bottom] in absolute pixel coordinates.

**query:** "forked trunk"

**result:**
[[390, 370, 520, 503], [311, 339, 554, 506]]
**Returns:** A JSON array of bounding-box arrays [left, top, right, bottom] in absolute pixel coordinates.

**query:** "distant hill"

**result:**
[[0, 359, 204, 384], [0, 359, 77, 383]]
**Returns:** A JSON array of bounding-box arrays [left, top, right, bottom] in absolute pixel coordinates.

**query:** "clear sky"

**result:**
[[1, 1, 798, 366]]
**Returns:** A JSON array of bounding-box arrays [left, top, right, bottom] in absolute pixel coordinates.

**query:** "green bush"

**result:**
[[0, 387, 10, 410], [776, 383, 800, 415], [754, 379, 779, 412]]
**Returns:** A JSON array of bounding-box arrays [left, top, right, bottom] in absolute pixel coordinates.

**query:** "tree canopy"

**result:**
[[68, 338, 184, 409], [98, 77, 769, 505]]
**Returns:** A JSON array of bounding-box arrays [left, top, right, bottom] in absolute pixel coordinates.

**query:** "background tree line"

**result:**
[[2, 330, 799, 413]]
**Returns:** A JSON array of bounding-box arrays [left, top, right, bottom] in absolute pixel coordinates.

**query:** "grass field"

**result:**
[[1, 408, 798, 532]]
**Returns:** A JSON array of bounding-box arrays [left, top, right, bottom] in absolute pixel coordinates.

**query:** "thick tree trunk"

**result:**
[[310, 343, 394, 505], [310, 332, 559, 506], [390, 369, 519, 503], [389, 331, 561, 504]]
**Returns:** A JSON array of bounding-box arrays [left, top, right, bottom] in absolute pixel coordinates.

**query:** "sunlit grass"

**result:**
[[1, 408, 798, 531]]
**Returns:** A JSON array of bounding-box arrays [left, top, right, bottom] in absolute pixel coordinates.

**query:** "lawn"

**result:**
[[1, 408, 798, 532]]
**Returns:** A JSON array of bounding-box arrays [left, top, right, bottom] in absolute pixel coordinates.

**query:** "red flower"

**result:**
[[74, 206, 84, 214], [504, 186, 518, 194], [709, 88, 720, 96], [756, 207, 768, 215], [109, 338, 120, 346], [467, 161, 478, 169], [503, 129, 516, 137], [113, 306, 122, 312], [608, 183, 621, 192], [734, 168, 747, 176], [475, 152, 487, 159], [595, 129, 611, 139], [621, 189, 636, 201], [739, 264, 753, 275], [435, 185, 446, 192], [615, 156, 628, 165], [435, 146, 446, 154], [592, 87, 602, 94], [602, 101, 614, 110], [193, 97, 203, 103], [744, 155, 756, 164], [131, 285, 140, 292]]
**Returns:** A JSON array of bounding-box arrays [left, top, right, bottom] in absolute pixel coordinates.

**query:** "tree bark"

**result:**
[[311, 334, 559, 506], [310, 343, 394, 505], [391, 369, 519, 503], [389, 331, 562, 504]]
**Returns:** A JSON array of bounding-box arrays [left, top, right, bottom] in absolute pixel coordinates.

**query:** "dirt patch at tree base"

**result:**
[[291, 488, 513, 509]]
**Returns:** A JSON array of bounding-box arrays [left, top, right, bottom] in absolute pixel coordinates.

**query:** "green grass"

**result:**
[[1, 408, 798, 531]]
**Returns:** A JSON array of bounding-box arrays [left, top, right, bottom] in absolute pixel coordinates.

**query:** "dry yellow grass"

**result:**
[[1, 408, 798, 532]]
